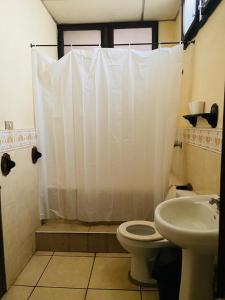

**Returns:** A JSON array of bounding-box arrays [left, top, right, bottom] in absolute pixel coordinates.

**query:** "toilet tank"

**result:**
[[166, 186, 196, 200], [176, 189, 196, 198]]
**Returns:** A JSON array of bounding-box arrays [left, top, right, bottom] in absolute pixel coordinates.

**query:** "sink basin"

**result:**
[[155, 195, 219, 254], [154, 195, 219, 300]]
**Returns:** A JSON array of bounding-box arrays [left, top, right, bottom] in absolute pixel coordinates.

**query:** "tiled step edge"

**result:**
[[36, 232, 126, 253]]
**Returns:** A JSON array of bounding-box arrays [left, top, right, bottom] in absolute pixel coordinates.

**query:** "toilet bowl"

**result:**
[[117, 220, 169, 285], [117, 187, 196, 285]]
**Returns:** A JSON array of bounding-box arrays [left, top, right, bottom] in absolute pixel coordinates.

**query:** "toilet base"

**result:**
[[128, 271, 157, 287], [129, 254, 157, 286]]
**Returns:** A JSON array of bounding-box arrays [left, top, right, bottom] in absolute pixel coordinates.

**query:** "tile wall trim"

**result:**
[[0, 127, 222, 153], [177, 127, 222, 153], [0, 129, 36, 152]]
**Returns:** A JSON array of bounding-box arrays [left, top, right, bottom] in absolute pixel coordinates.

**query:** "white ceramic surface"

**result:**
[[155, 194, 219, 300], [117, 221, 168, 285], [188, 101, 205, 114], [155, 195, 219, 254]]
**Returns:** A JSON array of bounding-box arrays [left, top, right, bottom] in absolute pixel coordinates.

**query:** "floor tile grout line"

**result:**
[[12, 251, 156, 298], [84, 253, 96, 300], [38, 251, 54, 280], [13, 252, 54, 288], [86, 287, 140, 291], [141, 287, 158, 291], [13, 284, 141, 291], [27, 253, 54, 299], [53, 255, 95, 257], [26, 286, 36, 300], [13, 284, 86, 290], [36, 285, 141, 292], [13, 252, 37, 286], [36, 286, 86, 290], [95, 255, 130, 258], [36, 252, 130, 258]]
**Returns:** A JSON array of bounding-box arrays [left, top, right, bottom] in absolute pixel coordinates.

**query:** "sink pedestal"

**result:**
[[179, 249, 214, 300], [154, 195, 219, 300]]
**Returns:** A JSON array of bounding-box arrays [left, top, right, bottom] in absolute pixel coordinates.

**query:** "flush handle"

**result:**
[[1, 153, 16, 176]]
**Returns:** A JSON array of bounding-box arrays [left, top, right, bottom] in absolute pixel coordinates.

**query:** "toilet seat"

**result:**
[[118, 220, 163, 241]]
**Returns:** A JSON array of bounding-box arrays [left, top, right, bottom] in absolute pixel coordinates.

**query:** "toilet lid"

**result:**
[[118, 220, 163, 241]]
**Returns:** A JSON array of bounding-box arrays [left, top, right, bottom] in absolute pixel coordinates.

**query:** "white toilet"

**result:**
[[117, 187, 196, 285], [117, 220, 169, 285]]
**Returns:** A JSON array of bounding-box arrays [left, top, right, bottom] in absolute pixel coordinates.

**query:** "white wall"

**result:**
[[0, 0, 57, 287], [0, 0, 57, 129]]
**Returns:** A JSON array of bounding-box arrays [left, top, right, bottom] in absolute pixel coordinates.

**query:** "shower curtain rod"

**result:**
[[30, 40, 195, 47]]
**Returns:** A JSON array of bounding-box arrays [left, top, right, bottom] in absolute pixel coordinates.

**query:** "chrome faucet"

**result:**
[[209, 197, 220, 212]]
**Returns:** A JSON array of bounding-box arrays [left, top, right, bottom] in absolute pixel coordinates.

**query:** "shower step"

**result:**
[[35, 222, 126, 253]]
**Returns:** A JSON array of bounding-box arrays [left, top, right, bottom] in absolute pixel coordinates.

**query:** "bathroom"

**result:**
[[0, 0, 225, 299]]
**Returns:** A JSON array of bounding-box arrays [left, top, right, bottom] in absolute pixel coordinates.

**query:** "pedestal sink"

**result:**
[[155, 195, 219, 300]]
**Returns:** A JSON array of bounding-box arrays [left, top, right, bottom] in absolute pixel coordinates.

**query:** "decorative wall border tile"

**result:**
[[1, 127, 222, 153], [177, 128, 222, 153], [0, 129, 36, 152]]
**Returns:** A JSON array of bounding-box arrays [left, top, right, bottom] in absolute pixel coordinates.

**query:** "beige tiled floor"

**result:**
[[30, 287, 86, 300], [142, 291, 159, 300], [15, 256, 51, 286], [3, 252, 159, 300], [2, 286, 33, 300], [89, 257, 138, 290], [86, 289, 141, 300], [38, 256, 94, 288]]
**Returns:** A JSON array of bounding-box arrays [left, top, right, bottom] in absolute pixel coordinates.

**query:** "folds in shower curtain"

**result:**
[[32, 46, 182, 222]]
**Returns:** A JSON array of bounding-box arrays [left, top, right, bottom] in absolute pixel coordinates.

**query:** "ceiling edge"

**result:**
[[41, 0, 58, 24], [41, 0, 181, 24], [172, 4, 181, 21], [141, 0, 145, 21]]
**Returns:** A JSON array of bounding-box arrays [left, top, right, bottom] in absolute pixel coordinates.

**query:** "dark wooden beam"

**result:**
[[217, 87, 225, 298]]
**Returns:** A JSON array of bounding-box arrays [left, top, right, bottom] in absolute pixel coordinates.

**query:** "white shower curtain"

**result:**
[[32, 46, 182, 222]]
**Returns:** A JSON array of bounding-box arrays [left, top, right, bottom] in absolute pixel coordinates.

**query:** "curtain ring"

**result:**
[[70, 43, 73, 51]]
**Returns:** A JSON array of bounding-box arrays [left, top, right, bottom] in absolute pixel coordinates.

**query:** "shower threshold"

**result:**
[[36, 219, 125, 253]]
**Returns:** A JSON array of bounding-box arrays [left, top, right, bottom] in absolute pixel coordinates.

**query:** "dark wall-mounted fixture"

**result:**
[[174, 140, 182, 148], [183, 103, 218, 128], [176, 183, 193, 191], [1, 153, 16, 176], [31, 147, 42, 164], [217, 89, 225, 298]]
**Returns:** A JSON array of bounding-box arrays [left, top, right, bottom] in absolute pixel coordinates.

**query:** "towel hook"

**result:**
[[31, 146, 42, 164], [1, 153, 16, 176]]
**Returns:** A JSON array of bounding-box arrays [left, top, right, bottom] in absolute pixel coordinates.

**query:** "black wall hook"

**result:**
[[1, 153, 16, 176], [32, 147, 42, 164]]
